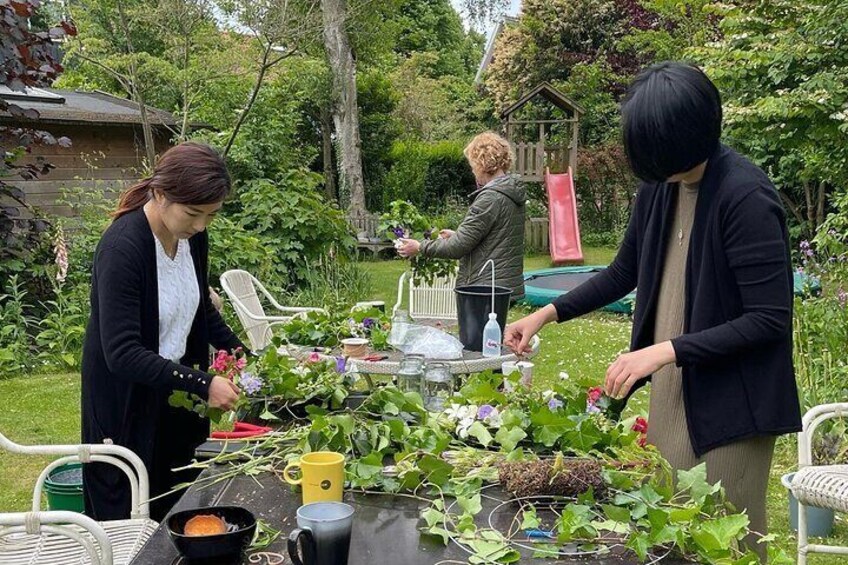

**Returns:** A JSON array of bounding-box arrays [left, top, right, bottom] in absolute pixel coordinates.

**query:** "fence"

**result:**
[[347, 213, 551, 254]]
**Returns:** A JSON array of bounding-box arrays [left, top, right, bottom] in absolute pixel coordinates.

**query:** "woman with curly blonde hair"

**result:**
[[397, 131, 527, 300]]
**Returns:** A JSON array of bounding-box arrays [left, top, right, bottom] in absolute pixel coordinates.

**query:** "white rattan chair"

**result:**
[[791, 402, 848, 565], [220, 269, 326, 351], [0, 431, 157, 565], [392, 270, 458, 324]]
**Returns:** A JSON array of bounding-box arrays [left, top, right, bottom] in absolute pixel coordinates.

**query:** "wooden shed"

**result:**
[[0, 86, 183, 218]]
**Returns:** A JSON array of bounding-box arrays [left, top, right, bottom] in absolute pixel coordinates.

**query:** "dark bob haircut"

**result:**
[[621, 62, 722, 182]]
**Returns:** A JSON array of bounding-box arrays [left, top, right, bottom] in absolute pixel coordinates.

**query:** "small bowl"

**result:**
[[341, 338, 369, 358], [167, 506, 256, 561]]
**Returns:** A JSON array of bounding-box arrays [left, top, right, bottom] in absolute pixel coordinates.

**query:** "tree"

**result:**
[[0, 0, 75, 279], [321, 0, 367, 214], [216, 0, 323, 157], [692, 0, 848, 234]]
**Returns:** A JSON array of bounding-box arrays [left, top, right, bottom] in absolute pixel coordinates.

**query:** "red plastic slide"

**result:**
[[545, 168, 584, 265]]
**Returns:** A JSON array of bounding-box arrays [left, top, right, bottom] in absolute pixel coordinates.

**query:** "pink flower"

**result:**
[[587, 387, 603, 404], [307, 352, 321, 363], [236, 358, 247, 370], [631, 417, 648, 434]]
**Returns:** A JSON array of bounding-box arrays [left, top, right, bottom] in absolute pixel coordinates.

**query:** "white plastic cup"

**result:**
[[501, 361, 519, 392], [517, 361, 534, 389]]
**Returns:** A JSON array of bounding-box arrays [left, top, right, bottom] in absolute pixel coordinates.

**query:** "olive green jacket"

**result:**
[[421, 174, 526, 299]]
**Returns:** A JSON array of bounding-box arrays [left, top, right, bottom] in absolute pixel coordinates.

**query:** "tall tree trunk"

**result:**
[[321, 0, 366, 215], [320, 105, 336, 202]]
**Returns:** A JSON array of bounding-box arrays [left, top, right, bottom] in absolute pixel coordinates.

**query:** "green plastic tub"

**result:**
[[45, 462, 85, 513]]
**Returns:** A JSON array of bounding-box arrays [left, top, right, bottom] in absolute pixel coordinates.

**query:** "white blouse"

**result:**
[[155, 237, 200, 363]]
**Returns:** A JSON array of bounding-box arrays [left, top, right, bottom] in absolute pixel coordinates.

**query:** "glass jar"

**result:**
[[423, 362, 454, 412], [396, 354, 425, 395], [388, 309, 410, 348]]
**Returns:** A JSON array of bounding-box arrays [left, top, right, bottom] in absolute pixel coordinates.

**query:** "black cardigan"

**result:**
[[553, 145, 802, 456], [81, 208, 243, 517]]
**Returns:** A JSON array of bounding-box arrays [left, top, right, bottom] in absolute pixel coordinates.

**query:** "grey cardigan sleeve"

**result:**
[[420, 193, 497, 259]]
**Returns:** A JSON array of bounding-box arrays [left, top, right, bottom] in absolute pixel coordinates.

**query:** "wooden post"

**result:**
[[570, 117, 579, 178]]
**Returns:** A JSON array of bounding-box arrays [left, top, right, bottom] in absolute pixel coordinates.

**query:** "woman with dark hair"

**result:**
[[505, 62, 801, 556], [81, 142, 245, 521]]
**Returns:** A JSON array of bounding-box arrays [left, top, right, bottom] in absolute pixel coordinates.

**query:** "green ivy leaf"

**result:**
[[494, 426, 526, 451], [467, 421, 493, 447]]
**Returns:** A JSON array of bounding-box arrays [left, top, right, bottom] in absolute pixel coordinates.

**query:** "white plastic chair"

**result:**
[[392, 271, 458, 324], [220, 269, 326, 351], [0, 431, 157, 565], [792, 402, 848, 565]]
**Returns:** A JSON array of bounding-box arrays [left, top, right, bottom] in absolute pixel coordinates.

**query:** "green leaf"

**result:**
[[520, 508, 541, 530], [467, 421, 493, 447], [677, 463, 720, 502], [457, 493, 482, 516], [421, 507, 444, 528], [494, 426, 526, 451], [601, 504, 631, 523], [691, 514, 749, 554]]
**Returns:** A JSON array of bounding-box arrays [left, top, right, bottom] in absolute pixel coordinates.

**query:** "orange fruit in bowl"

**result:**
[[183, 514, 227, 536]]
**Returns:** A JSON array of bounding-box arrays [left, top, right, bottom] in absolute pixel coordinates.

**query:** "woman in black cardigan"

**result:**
[[81, 142, 244, 521], [505, 63, 801, 554]]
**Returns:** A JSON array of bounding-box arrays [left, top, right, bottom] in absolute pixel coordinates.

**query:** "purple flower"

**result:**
[[799, 240, 814, 259], [392, 226, 405, 238], [239, 372, 263, 396], [335, 356, 347, 374], [586, 403, 602, 414], [477, 404, 495, 420], [548, 398, 564, 411], [363, 317, 375, 330]]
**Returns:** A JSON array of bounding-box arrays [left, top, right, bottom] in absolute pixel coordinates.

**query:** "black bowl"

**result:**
[[167, 506, 257, 561]]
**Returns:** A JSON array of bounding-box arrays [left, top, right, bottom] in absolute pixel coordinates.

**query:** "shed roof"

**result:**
[[500, 82, 585, 119], [0, 86, 210, 128]]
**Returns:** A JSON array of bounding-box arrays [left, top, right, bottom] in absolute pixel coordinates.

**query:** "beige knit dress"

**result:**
[[646, 182, 775, 560]]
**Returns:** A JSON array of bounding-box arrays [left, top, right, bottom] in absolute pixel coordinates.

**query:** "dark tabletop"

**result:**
[[130, 453, 691, 565]]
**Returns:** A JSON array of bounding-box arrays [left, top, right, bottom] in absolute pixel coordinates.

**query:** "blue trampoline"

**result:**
[[523, 266, 821, 314]]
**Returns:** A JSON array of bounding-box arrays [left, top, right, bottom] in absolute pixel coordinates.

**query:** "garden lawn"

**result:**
[[1, 251, 845, 561]]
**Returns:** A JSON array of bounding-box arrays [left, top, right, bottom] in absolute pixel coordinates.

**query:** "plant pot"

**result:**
[[782, 472, 835, 537], [454, 285, 511, 352]]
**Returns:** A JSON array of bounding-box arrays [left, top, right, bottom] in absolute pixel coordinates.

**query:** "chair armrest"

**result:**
[[392, 272, 408, 317], [0, 511, 113, 565], [798, 402, 848, 467]]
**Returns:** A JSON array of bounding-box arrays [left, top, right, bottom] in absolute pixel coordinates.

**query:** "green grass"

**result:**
[[1, 250, 845, 561]]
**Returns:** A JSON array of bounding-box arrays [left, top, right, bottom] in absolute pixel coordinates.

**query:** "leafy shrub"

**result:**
[[575, 143, 634, 240], [376, 140, 475, 213], [0, 276, 37, 376], [227, 171, 356, 288]]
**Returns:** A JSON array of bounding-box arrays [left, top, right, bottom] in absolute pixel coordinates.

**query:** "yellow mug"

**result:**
[[283, 451, 345, 504]]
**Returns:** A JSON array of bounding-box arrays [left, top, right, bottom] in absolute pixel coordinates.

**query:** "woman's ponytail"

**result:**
[[112, 178, 153, 219]]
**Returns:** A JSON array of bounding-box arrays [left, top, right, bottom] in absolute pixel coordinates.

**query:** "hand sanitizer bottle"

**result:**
[[482, 313, 501, 357]]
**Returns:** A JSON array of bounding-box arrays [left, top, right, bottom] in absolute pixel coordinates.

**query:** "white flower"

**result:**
[[457, 416, 475, 438], [483, 407, 503, 428], [292, 365, 309, 377], [541, 390, 556, 401], [559, 372, 570, 381]]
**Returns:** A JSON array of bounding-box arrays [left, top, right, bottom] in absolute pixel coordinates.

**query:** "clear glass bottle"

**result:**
[[389, 309, 410, 348], [396, 353, 425, 394], [423, 362, 454, 412]]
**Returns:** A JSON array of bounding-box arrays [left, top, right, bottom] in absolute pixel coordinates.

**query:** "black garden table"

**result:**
[[130, 452, 690, 565]]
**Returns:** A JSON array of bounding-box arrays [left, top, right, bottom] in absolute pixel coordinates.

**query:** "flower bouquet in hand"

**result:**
[[379, 200, 454, 284], [169, 348, 247, 423]]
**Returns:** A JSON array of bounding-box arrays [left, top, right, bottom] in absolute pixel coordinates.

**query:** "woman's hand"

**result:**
[[397, 238, 421, 258], [605, 341, 677, 399], [208, 376, 241, 410], [439, 229, 456, 239], [504, 305, 557, 355]]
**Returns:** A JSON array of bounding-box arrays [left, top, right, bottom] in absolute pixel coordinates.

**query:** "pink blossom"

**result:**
[[587, 386, 603, 404], [307, 352, 321, 363]]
